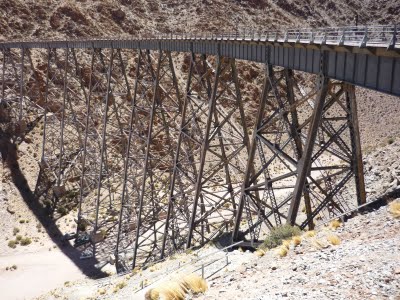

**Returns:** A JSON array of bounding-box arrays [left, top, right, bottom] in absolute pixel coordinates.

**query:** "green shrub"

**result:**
[[8, 240, 17, 249], [260, 224, 301, 250], [20, 237, 32, 246], [19, 219, 25, 224], [57, 206, 68, 216], [16, 235, 22, 241]]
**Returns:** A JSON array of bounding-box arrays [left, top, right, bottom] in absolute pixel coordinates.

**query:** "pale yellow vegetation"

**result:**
[[327, 234, 341, 245], [311, 239, 328, 250], [181, 274, 208, 294], [282, 240, 291, 249], [146, 274, 208, 300], [276, 246, 288, 257], [292, 236, 302, 246], [98, 288, 106, 295], [329, 219, 341, 230], [304, 230, 316, 237], [254, 249, 266, 257], [389, 201, 400, 218]]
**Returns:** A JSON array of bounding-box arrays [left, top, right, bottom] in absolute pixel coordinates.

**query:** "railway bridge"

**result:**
[[1, 25, 399, 272]]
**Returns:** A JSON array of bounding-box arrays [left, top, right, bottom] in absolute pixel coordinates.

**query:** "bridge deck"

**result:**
[[1, 25, 399, 95]]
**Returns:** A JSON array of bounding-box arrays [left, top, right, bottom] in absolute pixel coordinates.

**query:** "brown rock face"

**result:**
[[111, 8, 125, 23]]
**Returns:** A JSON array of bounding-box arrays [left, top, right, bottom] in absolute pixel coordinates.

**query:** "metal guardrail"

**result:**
[[159, 25, 399, 49], [0, 25, 399, 49]]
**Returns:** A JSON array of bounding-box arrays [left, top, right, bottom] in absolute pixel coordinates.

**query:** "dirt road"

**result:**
[[0, 247, 86, 300]]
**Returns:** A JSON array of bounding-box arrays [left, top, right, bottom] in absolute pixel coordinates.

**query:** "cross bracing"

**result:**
[[1, 26, 399, 272]]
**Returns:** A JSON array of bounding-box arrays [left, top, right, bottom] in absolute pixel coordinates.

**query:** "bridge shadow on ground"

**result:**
[[0, 132, 107, 279]]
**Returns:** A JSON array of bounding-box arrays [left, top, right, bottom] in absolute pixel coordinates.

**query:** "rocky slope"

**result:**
[[200, 203, 400, 300], [34, 198, 400, 300], [0, 0, 399, 40]]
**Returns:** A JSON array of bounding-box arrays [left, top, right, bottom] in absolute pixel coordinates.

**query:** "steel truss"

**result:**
[[233, 61, 365, 242], [1, 46, 366, 273]]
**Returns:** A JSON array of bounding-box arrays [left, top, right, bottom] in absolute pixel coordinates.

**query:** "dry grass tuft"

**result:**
[[150, 274, 208, 300], [327, 234, 341, 245], [304, 230, 316, 238], [254, 249, 266, 257], [389, 201, 400, 218], [181, 274, 208, 294], [311, 239, 328, 249], [145, 288, 160, 300], [329, 219, 342, 230], [276, 246, 288, 257], [149, 265, 157, 272], [98, 288, 106, 295], [292, 236, 302, 246], [282, 240, 291, 249], [156, 281, 187, 300]]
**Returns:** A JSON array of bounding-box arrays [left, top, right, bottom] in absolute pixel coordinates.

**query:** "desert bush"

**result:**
[[16, 235, 22, 241], [181, 274, 208, 294], [57, 205, 68, 216], [292, 236, 302, 246], [260, 224, 301, 250], [276, 246, 288, 257], [154, 281, 186, 300], [20, 237, 32, 246], [254, 249, 266, 257], [8, 240, 17, 248], [327, 234, 341, 245], [282, 240, 291, 249], [389, 201, 400, 218], [329, 219, 341, 230], [13, 227, 20, 235], [311, 239, 328, 249], [148, 274, 208, 300], [113, 280, 127, 293], [304, 230, 316, 237]]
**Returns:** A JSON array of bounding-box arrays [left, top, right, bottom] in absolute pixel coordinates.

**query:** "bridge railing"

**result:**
[[1, 25, 398, 49], [156, 25, 399, 49]]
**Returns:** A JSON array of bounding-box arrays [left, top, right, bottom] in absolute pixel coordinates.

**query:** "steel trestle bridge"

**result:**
[[0, 25, 399, 272]]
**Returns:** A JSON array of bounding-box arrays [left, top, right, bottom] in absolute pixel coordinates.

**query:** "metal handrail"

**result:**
[[1, 25, 399, 49]]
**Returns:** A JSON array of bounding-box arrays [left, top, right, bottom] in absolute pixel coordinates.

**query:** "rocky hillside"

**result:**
[[0, 0, 399, 40], [35, 198, 400, 299]]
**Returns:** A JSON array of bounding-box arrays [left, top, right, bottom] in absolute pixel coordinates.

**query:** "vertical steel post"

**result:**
[[19, 48, 24, 122], [1, 49, 5, 104], [132, 49, 162, 268], [115, 49, 142, 269], [93, 49, 114, 255], [285, 69, 314, 228], [160, 51, 194, 258], [40, 48, 51, 163], [287, 58, 330, 225], [232, 66, 271, 241], [76, 48, 95, 234], [56, 48, 69, 187], [345, 84, 366, 205], [186, 55, 222, 248]]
